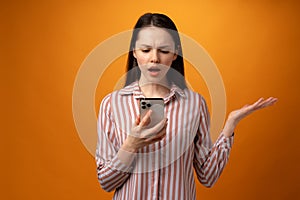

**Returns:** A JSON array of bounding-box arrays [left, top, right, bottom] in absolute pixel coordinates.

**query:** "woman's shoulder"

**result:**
[[99, 90, 122, 103], [183, 88, 206, 101], [182, 89, 209, 109], [99, 83, 136, 105]]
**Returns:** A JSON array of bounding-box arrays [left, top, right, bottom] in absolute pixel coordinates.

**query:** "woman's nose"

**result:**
[[150, 49, 159, 63]]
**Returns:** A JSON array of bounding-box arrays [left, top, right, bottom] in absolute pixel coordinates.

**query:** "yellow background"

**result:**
[[1, 0, 300, 199]]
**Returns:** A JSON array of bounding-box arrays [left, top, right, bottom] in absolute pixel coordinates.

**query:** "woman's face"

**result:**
[[133, 26, 177, 85]]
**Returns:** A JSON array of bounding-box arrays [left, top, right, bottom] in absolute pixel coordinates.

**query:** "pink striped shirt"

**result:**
[[96, 81, 234, 200]]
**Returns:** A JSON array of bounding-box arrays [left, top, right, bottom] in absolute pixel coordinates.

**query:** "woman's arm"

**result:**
[[193, 97, 277, 187], [193, 97, 232, 187], [96, 95, 168, 192], [95, 95, 135, 192]]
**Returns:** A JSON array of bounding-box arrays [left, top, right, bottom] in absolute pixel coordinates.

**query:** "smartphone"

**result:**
[[139, 98, 165, 128]]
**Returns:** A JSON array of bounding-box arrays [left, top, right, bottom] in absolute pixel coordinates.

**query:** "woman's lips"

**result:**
[[148, 67, 161, 76], [148, 68, 161, 72]]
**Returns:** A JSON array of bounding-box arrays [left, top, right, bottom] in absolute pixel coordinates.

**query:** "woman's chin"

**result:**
[[140, 77, 168, 86]]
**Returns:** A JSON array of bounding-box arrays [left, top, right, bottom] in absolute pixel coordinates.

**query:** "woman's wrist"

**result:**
[[121, 138, 138, 153], [222, 118, 237, 137], [117, 147, 136, 168]]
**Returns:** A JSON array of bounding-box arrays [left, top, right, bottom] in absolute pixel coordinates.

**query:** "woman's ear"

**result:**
[[133, 49, 137, 58], [173, 53, 178, 61], [173, 45, 179, 61]]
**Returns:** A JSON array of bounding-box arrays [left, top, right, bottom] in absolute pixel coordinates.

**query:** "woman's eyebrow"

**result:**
[[138, 44, 172, 49], [137, 44, 152, 48]]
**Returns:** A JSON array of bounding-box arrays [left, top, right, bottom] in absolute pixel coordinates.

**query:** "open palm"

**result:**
[[223, 97, 278, 137]]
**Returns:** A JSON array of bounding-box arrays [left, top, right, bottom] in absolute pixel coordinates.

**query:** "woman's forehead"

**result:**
[[135, 27, 175, 47]]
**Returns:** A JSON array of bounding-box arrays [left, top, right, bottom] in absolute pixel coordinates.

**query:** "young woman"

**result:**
[[95, 13, 277, 200]]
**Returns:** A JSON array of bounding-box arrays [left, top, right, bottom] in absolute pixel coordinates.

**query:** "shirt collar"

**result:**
[[119, 81, 186, 101]]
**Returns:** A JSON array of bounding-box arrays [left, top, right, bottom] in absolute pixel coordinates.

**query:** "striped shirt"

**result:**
[[96, 81, 234, 200]]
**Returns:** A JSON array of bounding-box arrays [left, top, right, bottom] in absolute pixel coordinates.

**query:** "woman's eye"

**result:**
[[160, 50, 170, 54], [141, 49, 150, 53]]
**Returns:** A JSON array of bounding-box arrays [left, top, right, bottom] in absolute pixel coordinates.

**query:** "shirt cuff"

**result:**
[[109, 149, 136, 173], [216, 133, 234, 149]]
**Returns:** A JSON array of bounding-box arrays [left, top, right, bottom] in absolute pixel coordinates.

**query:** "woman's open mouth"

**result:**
[[148, 67, 161, 76]]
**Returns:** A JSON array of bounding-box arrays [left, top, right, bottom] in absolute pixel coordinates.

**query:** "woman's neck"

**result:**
[[139, 80, 170, 98]]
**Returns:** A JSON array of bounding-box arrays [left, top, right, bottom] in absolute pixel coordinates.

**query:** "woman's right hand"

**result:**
[[121, 110, 168, 153]]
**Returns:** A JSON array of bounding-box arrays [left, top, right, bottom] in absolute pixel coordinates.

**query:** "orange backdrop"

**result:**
[[1, 0, 300, 199]]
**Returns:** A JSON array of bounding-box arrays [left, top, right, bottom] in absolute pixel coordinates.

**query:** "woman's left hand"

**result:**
[[222, 97, 278, 137]]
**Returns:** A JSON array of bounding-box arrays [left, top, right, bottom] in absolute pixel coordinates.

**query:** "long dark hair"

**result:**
[[124, 13, 187, 89]]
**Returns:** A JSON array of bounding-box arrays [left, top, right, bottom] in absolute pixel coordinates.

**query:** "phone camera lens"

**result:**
[[142, 105, 146, 109], [141, 101, 146, 105], [147, 103, 151, 107]]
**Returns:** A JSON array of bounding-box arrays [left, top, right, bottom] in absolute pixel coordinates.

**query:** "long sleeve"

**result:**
[[95, 94, 135, 192], [193, 97, 234, 188]]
